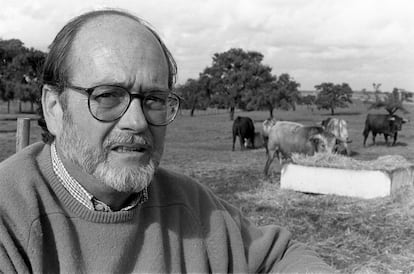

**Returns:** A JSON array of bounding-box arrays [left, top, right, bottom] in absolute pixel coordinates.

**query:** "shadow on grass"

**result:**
[[348, 150, 360, 157], [254, 118, 323, 124], [364, 141, 408, 147], [320, 112, 362, 116]]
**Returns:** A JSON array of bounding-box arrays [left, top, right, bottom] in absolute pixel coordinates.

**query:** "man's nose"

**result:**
[[116, 98, 148, 133]]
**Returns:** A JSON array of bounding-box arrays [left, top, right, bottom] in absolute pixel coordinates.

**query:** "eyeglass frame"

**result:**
[[62, 83, 181, 126]]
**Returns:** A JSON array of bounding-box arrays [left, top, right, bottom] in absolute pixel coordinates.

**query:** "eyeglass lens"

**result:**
[[88, 86, 179, 124]]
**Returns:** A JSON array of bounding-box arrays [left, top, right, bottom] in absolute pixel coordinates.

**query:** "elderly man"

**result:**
[[0, 9, 335, 273]]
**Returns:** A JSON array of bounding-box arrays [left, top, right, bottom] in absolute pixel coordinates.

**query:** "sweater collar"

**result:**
[[37, 143, 143, 223]]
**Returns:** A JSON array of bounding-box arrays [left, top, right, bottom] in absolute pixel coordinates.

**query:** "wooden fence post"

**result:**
[[16, 117, 31, 152]]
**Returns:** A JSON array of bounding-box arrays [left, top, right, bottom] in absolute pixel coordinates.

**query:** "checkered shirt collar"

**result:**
[[50, 142, 148, 212]]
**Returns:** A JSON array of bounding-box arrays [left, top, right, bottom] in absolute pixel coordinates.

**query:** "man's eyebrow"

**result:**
[[134, 84, 171, 93], [92, 82, 170, 93], [86, 81, 132, 89]]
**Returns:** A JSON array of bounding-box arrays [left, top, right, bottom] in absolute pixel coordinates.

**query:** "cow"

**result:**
[[363, 114, 407, 146], [261, 117, 277, 153], [321, 117, 352, 155], [232, 116, 255, 151], [264, 121, 337, 176], [242, 132, 265, 149]]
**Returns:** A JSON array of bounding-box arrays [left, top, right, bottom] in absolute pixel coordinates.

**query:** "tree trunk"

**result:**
[[7, 101, 10, 114], [330, 107, 335, 115], [190, 107, 195, 117], [30, 102, 34, 113], [269, 106, 274, 118], [19, 101, 22, 113]]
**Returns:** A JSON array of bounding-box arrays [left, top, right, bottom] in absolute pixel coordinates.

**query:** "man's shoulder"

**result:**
[[0, 142, 57, 246], [150, 167, 221, 209], [0, 142, 47, 191], [153, 167, 211, 195]]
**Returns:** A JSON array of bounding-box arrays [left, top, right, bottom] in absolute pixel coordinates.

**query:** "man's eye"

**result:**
[[95, 91, 120, 99], [93, 87, 124, 97], [91, 87, 126, 107], [145, 96, 167, 109], [92, 86, 125, 99], [147, 96, 166, 103]]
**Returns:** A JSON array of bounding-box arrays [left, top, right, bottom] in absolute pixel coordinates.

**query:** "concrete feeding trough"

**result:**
[[280, 154, 414, 199]]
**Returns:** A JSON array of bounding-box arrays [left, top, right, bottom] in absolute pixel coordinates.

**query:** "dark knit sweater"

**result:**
[[0, 142, 334, 273]]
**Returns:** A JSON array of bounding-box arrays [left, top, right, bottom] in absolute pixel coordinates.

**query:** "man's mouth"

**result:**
[[111, 144, 151, 153]]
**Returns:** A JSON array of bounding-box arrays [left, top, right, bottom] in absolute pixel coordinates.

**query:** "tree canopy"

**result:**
[[196, 48, 302, 119], [0, 39, 46, 113], [314, 82, 353, 115], [298, 94, 316, 112], [174, 78, 209, 116], [199, 48, 275, 120], [243, 73, 300, 118]]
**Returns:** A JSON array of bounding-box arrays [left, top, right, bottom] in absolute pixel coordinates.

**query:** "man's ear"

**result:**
[[42, 85, 64, 136]]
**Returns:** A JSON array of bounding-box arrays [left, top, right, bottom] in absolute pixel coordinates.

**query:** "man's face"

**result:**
[[55, 15, 169, 192]]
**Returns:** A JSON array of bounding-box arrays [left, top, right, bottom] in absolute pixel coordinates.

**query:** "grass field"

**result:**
[[1, 100, 413, 273]]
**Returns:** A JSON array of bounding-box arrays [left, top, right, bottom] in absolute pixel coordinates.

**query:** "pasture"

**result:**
[[0, 100, 413, 273]]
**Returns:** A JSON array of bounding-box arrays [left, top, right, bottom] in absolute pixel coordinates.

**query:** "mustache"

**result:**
[[103, 132, 153, 148]]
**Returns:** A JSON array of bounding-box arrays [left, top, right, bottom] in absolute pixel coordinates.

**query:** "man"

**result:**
[[0, 9, 335, 273]]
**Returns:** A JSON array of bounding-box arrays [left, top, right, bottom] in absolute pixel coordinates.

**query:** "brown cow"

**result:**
[[321, 117, 352, 155], [264, 121, 337, 176], [261, 118, 277, 153]]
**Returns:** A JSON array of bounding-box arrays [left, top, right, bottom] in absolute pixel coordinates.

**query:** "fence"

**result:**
[[16, 117, 31, 152]]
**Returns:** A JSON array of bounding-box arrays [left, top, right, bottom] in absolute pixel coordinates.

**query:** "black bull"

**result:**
[[363, 114, 407, 146], [232, 116, 255, 151]]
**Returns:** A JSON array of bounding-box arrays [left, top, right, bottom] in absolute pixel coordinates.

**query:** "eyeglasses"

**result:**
[[65, 84, 181, 125]]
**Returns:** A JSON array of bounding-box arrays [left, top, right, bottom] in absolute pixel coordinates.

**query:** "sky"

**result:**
[[0, 0, 413, 92]]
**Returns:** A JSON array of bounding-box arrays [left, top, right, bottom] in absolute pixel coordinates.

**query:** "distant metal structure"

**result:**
[[16, 117, 31, 152]]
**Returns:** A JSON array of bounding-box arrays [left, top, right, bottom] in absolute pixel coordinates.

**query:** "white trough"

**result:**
[[281, 159, 414, 199]]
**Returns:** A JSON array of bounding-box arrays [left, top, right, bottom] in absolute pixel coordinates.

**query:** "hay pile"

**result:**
[[291, 153, 414, 171]]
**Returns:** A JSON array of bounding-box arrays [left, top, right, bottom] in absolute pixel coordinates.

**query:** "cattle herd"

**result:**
[[231, 113, 408, 176]]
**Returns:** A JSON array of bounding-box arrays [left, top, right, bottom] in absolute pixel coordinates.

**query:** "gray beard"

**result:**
[[57, 110, 155, 193]]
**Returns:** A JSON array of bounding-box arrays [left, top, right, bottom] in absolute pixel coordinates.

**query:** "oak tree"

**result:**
[[315, 82, 353, 115]]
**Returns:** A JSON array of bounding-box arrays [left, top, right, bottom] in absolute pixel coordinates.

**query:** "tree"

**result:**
[[243, 73, 300, 118], [10, 48, 45, 112], [200, 48, 273, 120], [315, 82, 353, 115], [242, 81, 274, 114], [0, 39, 26, 65], [0, 80, 15, 113], [299, 94, 316, 112], [238, 65, 275, 114], [0, 39, 46, 113], [20, 79, 42, 113], [272, 73, 301, 112], [175, 78, 209, 116], [368, 87, 412, 115]]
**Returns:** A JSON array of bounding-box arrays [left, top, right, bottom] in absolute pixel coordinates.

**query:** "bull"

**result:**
[[321, 117, 352, 155], [362, 114, 407, 146], [264, 121, 337, 176], [232, 116, 255, 151]]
